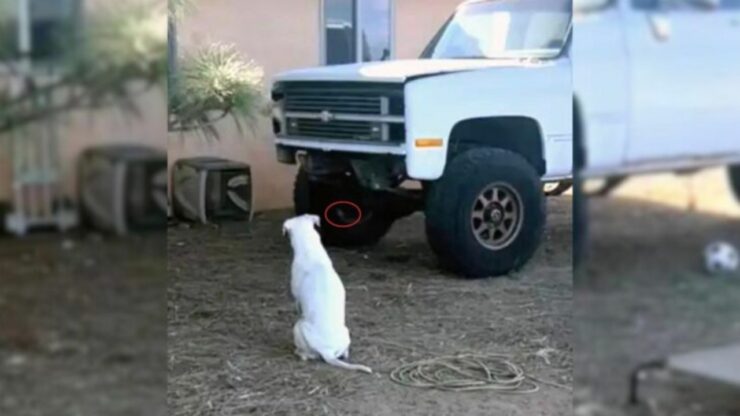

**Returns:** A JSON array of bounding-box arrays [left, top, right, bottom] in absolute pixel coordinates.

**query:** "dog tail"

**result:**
[[322, 354, 373, 374]]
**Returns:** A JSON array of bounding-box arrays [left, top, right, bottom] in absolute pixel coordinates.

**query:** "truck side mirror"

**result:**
[[648, 14, 672, 42]]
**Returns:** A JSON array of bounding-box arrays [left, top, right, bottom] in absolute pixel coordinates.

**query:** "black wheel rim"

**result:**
[[471, 183, 524, 250]]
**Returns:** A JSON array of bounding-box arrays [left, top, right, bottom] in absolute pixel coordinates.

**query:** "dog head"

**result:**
[[282, 214, 321, 238]]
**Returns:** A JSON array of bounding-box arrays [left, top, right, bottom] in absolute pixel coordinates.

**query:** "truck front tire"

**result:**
[[294, 169, 393, 247], [425, 148, 546, 278]]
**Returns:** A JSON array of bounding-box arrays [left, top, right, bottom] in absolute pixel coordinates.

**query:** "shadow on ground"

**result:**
[[576, 171, 740, 416], [0, 232, 167, 416]]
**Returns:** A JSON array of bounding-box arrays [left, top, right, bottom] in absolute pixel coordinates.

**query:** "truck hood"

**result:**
[[273, 59, 529, 84]]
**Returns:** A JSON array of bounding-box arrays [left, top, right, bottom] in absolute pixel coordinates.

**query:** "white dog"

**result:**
[[283, 214, 372, 374]]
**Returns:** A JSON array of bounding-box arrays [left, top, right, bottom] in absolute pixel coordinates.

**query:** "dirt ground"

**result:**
[[0, 232, 167, 416], [4, 168, 738, 416], [168, 199, 573, 416], [575, 169, 740, 416]]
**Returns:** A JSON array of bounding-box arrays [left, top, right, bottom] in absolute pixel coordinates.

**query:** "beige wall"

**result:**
[[171, 0, 463, 211], [396, 0, 462, 58]]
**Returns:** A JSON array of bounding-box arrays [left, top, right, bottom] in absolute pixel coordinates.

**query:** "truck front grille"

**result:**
[[273, 81, 405, 143], [285, 93, 382, 115], [287, 119, 378, 141]]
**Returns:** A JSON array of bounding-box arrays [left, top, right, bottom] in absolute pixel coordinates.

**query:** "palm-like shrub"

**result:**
[[168, 43, 264, 139]]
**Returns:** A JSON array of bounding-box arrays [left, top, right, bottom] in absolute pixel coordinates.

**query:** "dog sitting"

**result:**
[[283, 214, 372, 374]]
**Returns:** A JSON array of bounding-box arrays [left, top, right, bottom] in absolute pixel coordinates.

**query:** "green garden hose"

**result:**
[[390, 354, 540, 393]]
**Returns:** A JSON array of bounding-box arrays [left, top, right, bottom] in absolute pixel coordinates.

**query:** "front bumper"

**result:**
[[275, 138, 406, 160]]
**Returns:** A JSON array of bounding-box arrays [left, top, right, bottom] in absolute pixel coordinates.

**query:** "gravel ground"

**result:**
[[5, 169, 737, 416]]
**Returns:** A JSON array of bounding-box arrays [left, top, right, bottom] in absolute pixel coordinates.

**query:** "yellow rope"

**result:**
[[389, 354, 539, 393]]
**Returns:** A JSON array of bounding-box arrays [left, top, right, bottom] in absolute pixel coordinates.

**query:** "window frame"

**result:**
[[0, 0, 83, 74], [319, 0, 396, 65]]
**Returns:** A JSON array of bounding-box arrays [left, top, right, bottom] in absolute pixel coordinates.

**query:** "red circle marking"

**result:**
[[323, 201, 363, 229]]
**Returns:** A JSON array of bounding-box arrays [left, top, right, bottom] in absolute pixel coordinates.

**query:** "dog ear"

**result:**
[[309, 215, 321, 228]]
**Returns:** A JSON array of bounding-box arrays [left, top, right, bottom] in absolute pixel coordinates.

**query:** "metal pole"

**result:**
[[168, 14, 178, 117], [12, 0, 32, 233], [42, 88, 54, 219], [17, 0, 30, 70], [354, 0, 361, 63]]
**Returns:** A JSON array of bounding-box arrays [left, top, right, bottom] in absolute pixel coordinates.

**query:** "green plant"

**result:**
[[168, 43, 264, 139]]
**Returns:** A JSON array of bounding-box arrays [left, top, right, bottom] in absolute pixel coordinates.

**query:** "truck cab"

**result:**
[[573, 0, 740, 177], [272, 0, 573, 278], [572, 0, 740, 264]]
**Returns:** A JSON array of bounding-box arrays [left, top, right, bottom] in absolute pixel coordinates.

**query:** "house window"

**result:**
[[0, 0, 81, 64], [322, 0, 394, 65]]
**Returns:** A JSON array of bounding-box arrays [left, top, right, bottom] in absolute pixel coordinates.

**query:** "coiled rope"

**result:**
[[389, 354, 539, 393]]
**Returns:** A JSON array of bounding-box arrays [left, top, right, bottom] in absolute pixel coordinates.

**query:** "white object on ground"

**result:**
[[704, 241, 739, 276]]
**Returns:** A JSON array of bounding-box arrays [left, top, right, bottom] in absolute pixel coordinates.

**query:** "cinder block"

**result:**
[[77, 145, 167, 235], [172, 157, 252, 224]]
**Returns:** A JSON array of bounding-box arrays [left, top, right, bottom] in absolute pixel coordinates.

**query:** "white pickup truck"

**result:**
[[575, 0, 740, 177], [271, 0, 573, 278], [573, 0, 740, 257]]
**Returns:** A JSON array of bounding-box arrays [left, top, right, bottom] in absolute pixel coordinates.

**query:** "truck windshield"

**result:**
[[422, 0, 572, 60]]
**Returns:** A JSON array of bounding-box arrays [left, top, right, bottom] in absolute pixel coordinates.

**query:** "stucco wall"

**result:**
[[396, 0, 461, 59]]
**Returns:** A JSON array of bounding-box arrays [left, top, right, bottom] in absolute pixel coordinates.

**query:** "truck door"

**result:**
[[573, 0, 630, 172], [624, 0, 740, 163]]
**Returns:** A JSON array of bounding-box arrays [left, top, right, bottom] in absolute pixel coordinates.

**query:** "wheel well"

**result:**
[[447, 116, 546, 176]]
